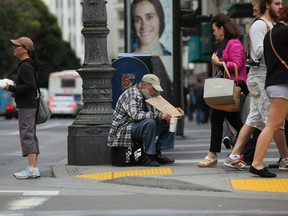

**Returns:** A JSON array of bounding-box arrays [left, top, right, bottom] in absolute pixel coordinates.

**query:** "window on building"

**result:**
[[118, 47, 125, 53], [62, 79, 75, 88], [118, 11, 124, 21], [118, 29, 124, 39]]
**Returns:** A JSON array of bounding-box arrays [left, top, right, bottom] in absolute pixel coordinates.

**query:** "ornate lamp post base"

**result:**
[[68, 126, 111, 165], [67, 0, 114, 165]]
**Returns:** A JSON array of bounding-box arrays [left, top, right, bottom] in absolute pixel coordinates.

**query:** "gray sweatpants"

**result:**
[[18, 108, 39, 157]]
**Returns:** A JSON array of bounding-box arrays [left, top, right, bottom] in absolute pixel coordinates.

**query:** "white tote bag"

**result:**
[[203, 78, 236, 105], [204, 62, 237, 105]]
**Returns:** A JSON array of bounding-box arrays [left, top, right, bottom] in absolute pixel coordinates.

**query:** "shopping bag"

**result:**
[[203, 78, 235, 104], [204, 62, 241, 112], [207, 86, 241, 112], [0, 78, 14, 89], [36, 94, 51, 125]]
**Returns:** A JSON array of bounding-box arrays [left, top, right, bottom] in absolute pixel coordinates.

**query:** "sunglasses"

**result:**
[[13, 45, 26, 49]]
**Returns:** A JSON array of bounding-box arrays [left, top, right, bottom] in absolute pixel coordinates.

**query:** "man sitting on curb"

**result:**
[[108, 74, 184, 166]]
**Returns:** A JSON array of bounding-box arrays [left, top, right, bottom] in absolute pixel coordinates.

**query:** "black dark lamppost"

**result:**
[[68, 0, 115, 165]]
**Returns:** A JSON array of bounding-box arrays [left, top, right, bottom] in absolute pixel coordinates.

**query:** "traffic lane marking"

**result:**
[[0, 190, 59, 196]]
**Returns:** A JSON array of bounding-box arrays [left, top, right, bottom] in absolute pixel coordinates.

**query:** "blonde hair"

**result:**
[[251, 0, 260, 5]]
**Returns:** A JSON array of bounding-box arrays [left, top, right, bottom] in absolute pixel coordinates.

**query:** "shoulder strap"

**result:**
[[258, 18, 271, 32], [33, 71, 41, 96], [247, 19, 271, 58], [269, 30, 288, 70], [222, 62, 239, 84]]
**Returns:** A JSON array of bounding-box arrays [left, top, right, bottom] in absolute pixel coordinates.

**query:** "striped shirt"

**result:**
[[108, 85, 162, 147]]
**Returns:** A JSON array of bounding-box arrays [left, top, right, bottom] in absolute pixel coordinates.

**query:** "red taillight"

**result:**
[[6, 104, 15, 111], [69, 103, 76, 108], [49, 103, 56, 108]]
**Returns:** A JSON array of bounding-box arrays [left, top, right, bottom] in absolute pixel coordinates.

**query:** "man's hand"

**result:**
[[161, 113, 171, 122], [176, 107, 185, 116]]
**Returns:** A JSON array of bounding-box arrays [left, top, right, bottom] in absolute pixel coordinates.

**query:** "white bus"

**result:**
[[48, 70, 82, 103]]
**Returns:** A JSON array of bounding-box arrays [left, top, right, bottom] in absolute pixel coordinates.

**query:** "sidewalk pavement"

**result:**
[[49, 120, 288, 194]]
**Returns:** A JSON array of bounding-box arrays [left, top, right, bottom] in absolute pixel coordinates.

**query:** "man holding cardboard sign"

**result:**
[[108, 74, 184, 166]]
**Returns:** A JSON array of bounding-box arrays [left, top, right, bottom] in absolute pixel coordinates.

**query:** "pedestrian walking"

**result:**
[[193, 78, 205, 124], [4, 36, 41, 179], [250, 4, 288, 177], [224, 0, 288, 174], [197, 13, 247, 168]]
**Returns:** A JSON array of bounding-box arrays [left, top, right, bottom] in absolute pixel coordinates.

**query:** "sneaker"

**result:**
[[13, 166, 41, 179], [268, 158, 281, 168], [268, 163, 280, 169], [141, 153, 160, 167], [224, 156, 247, 170], [249, 165, 276, 178], [279, 158, 288, 171], [155, 153, 175, 164], [222, 136, 231, 149]]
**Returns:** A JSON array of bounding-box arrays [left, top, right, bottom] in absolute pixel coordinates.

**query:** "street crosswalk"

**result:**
[[165, 123, 280, 166], [0, 190, 59, 212], [0, 190, 59, 196]]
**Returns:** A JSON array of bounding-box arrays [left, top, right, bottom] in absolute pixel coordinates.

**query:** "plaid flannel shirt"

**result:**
[[108, 85, 162, 147]]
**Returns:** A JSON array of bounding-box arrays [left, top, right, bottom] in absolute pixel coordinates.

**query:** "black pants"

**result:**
[[209, 109, 243, 153]]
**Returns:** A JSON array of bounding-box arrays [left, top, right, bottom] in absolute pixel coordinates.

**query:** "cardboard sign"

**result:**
[[145, 95, 182, 117]]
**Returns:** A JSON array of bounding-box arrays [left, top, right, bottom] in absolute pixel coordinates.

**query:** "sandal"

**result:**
[[197, 156, 218, 168]]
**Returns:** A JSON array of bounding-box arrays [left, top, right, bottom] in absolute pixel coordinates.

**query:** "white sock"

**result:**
[[229, 154, 240, 160]]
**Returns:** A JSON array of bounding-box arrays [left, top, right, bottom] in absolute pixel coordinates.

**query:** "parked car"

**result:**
[[5, 97, 17, 119], [49, 95, 80, 117], [0, 90, 12, 116]]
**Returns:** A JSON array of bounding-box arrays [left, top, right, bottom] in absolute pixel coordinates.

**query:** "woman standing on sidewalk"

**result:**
[[4, 36, 41, 179], [197, 13, 247, 168]]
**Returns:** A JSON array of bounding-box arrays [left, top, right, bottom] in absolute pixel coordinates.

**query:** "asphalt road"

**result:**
[[0, 117, 287, 215]]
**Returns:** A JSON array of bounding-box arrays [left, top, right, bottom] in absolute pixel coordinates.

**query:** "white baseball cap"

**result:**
[[142, 74, 163, 92]]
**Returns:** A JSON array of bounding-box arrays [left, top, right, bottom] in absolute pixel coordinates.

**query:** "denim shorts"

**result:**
[[266, 85, 288, 99]]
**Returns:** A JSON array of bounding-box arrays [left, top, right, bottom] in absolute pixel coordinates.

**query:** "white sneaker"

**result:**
[[224, 156, 247, 170], [279, 158, 288, 171], [14, 166, 41, 179]]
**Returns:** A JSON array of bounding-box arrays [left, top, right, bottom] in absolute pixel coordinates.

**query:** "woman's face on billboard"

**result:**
[[132, 1, 160, 46]]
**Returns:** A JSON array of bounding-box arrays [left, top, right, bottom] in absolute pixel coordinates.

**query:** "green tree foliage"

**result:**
[[0, 0, 81, 87]]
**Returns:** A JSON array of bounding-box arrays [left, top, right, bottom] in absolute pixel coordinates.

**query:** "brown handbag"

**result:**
[[206, 62, 241, 112]]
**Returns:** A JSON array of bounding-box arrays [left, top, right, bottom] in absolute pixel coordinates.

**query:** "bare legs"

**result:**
[[252, 98, 288, 170], [230, 124, 255, 155], [28, 153, 38, 168]]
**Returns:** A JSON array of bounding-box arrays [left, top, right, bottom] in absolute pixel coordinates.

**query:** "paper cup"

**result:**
[[169, 117, 178, 132]]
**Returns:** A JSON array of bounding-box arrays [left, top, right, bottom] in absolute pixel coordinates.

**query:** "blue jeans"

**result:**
[[195, 108, 204, 124], [131, 119, 175, 155]]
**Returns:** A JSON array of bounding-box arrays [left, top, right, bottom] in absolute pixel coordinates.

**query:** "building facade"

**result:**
[[43, 0, 279, 86], [42, 0, 125, 63]]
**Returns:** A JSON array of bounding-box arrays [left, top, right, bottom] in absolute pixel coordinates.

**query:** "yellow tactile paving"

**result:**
[[74, 167, 173, 181], [231, 179, 288, 193]]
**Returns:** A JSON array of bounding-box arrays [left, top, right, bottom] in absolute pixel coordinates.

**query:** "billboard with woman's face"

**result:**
[[125, 0, 174, 84]]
